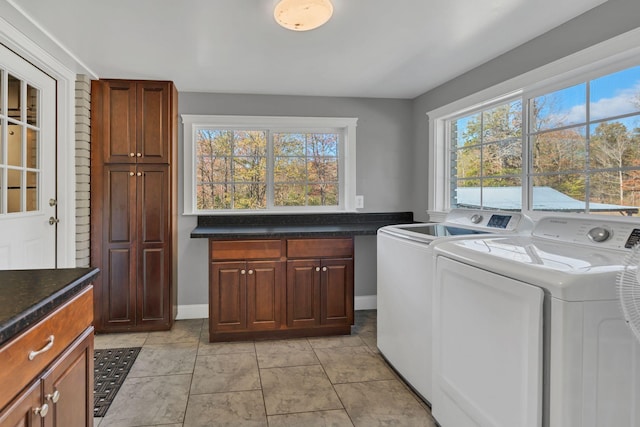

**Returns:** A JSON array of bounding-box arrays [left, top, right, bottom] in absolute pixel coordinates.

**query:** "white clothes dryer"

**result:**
[[432, 215, 640, 427], [376, 209, 533, 404]]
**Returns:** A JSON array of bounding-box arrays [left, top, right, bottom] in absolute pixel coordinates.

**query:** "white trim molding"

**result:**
[[426, 26, 640, 218], [0, 14, 77, 267], [354, 295, 377, 311], [181, 114, 358, 215]]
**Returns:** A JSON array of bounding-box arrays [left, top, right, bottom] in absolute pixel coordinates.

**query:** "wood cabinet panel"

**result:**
[[106, 166, 135, 243], [210, 262, 246, 331], [287, 238, 353, 258], [210, 240, 281, 260], [137, 82, 170, 163], [42, 329, 93, 427], [0, 381, 42, 427], [247, 261, 282, 330], [106, 248, 134, 324], [138, 166, 169, 243], [321, 258, 354, 326], [102, 80, 136, 164], [286, 259, 321, 328], [136, 165, 171, 327]]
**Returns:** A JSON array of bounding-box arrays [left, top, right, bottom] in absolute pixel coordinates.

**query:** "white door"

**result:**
[[0, 43, 56, 269]]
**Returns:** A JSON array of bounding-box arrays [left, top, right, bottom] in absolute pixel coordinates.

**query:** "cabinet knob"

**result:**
[[46, 390, 60, 403], [34, 403, 49, 418], [315, 267, 320, 272], [129, 172, 135, 176], [129, 152, 135, 157], [137, 172, 142, 177], [137, 153, 142, 157], [322, 267, 327, 272], [241, 270, 246, 275], [248, 270, 254, 275]]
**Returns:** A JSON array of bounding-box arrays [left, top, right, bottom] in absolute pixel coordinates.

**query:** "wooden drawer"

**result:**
[[210, 239, 282, 260], [287, 238, 354, 258], [0, 286, 93, 409]]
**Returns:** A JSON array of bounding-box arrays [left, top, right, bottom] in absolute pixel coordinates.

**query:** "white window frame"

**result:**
[[182, 115, 358, 215], [428, 27, 640, 222]]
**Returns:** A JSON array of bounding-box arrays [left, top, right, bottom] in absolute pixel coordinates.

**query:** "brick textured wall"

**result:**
[[75, 75, 91, 267]]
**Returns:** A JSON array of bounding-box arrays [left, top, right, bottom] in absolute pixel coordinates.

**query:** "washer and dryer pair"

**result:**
[[432, 215, 640, 427], [376, 209, 533, 404]]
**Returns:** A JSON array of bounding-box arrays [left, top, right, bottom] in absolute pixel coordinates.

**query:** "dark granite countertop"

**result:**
[[191, 212, 414, 238], [0, 268, 99, 346]]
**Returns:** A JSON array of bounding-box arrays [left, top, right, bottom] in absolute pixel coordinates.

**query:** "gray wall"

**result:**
[[177, 93, 413, 307], [411, 0, 640, 221]]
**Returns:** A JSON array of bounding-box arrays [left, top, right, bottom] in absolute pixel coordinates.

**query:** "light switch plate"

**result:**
[[355, 195, 364, 209]]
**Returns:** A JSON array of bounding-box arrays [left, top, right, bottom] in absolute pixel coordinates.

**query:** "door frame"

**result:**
[[0, 13, 86, 267]]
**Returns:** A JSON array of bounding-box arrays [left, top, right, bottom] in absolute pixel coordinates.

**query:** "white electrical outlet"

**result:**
[[355, 195, 364, 209]]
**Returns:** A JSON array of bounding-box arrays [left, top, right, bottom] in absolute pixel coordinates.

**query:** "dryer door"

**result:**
[[433, 256, 543, 427]]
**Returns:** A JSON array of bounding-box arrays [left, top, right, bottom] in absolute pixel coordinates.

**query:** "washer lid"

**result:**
[[434, 236, 626, 301]]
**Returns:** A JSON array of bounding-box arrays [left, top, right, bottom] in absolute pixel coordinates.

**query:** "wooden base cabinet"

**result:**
[[0, 287, 94, 427], [209, 237, 354, 342], [91, 79, 178, 332], [210, 260, 282, 332]]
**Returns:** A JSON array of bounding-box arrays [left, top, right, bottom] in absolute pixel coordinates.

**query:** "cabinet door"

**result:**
[[137, 82, 171, 164], [136, 164, 171, 328], [101, 164, 137, 329], [321, 258, 354, 326], [41, 329, 93, 427], [210, 261, 247, 332], [247, 261, 282, 331], [286, 259, 321, 328], [0, 381, 44, 427], [100, 80, 137, 164]]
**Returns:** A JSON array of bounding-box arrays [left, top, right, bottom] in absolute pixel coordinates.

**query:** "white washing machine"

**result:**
[[432, 215, 640, 427], [376, 209, 533, 404]]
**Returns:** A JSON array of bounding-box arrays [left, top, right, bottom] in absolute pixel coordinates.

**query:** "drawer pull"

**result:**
[[46, 390, 60, 403], [34, 403, 49, 417], [315, 267, 320, 272], [322, 267, 327, 272], [28, 335, 55, 360]]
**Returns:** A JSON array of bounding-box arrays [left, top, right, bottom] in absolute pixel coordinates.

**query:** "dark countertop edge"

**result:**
[[0, 268, 100, 347], [191, 212, 415, 238]]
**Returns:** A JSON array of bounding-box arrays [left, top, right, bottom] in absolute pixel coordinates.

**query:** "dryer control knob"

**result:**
[[470, 214, 483, 224], [587, 227, 611, 243]]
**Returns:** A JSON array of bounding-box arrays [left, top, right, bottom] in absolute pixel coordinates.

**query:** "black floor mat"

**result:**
[[93, 347, 141, 417]]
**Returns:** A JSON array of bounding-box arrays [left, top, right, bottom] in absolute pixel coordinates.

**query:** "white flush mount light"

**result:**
[[274, 0, 334, 32]]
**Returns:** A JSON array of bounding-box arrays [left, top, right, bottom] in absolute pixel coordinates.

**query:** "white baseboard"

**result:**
[[176, 295, 378, 320], [354, 295, 377, 311], [176, 304, 208, 320]]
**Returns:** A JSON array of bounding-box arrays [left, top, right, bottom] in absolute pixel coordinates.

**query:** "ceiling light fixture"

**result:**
[[274, 0, 334, 32]]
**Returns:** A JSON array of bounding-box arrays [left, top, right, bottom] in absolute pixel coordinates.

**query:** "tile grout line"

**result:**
[[254, 340, 271, 426], [310, 337, 357, 427]]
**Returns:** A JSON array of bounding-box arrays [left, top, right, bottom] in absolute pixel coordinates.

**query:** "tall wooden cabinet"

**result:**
[[91, 79, 178, 332]]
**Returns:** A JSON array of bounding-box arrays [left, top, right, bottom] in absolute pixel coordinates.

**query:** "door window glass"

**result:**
[[1, 72, 41, 214]]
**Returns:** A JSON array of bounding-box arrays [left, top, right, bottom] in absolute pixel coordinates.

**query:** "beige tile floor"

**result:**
[[93, 310, 436, 427]]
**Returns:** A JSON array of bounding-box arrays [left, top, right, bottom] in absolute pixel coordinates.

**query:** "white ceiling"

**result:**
[[10, 0, 606, 99]]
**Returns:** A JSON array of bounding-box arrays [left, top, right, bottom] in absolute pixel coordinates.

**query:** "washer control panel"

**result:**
[[533, 216, 640, 249], [445, 209, 533, 232]]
